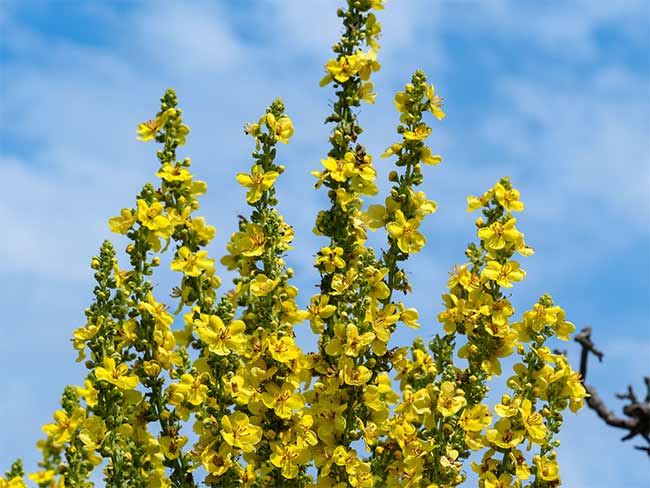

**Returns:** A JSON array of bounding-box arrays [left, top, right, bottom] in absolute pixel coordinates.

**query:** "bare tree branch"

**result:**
[[574, 326, 650, 456]]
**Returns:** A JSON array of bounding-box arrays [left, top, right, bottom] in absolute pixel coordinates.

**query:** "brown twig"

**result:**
[[574, 326, 650, 456]]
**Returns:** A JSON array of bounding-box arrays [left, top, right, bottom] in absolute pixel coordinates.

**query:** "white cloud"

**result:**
[[469, 62, 649, 289], [130, 1, 245, 76], [450, 0, 648, 60]]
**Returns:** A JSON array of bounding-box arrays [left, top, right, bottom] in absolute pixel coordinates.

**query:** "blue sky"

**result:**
[[0, 0, 648, 486]]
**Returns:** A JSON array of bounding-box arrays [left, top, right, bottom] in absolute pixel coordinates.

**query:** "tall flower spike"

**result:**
[[306, 1, 388, 486]]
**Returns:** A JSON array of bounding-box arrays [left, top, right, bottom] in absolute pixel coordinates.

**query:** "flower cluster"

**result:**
[[5, 1, 587, 487]]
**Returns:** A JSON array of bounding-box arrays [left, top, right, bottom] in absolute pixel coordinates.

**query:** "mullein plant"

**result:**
[[4, 1, 589, 487]]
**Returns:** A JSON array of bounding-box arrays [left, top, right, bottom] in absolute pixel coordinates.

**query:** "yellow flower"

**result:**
[[364, 204, 388, 231], [365, 266, 390, 300], [425, 83, 446, 120], [156, 162, 192, 182], [0, 477, 27, 488], [326, 323, 375, 357], [341, 358, 372, 385], [113, 261, 131, 290], [249, 273, 280, 296], [459, 404, 492, 432], [394, 90, 409, 113], [494, 182, 524, 212], [420, 146, 442, 165], [533, 455, 560, 481], [270, 441, 306, 479], [27, 471, 54, 484], [140, 292, 174, 328], [172, 373, 209, 406], [486, 418, 524, 449], [220, 412, 263, 452], [395, 387, 431, 417], [266, 113, 294, 143], [76, 380, 98, 407], [477, 218, 523, 251], [519, 399, 546, 443], [482, 260, 526, 288], [436, 381, 466, 417], [399, 307, 420, 328], [466, 193, 489, 212], [42, 408, 85, 446], [190, 216, 216, 244], [201, 443, 233, 477], [359, 82, 376, 104], [322, 54, 360, 85], [230, 223, 266, 258], [244, 120, 261, 138], [136, 199, 172, 235], [509, 449, 531, 480], [195, 315, 246, 356], [78, 416, 106, 450], [293, 414, 319, 446], [382, 143, 404, 161], [349, 462, 374, 488], [335, 188, 357, 209], [365, 13, 382, 49], [262, 382, 305, 419], [554, 308, 576, 341], [386, 210, 426, 254], [403, 124, 432, 141], [306, 295, 337, 333], [483, 472, 514, 488], [365, 302, 399, 344], [170, 246, 215, 277], [267, 335, 301, 364], [494, 395, 521, 418], [159, 435, 187, 460], [316, 246, 346, 274], [223, 374, 254, 405], [236, 165, 279, 203], [136, 109, 173, 141], [320, 154, 355, 183], [95, 357, 139, 390], [412, 190, 438, 218], [330, 268, 358, 295], [108, 208, 135, 234]]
